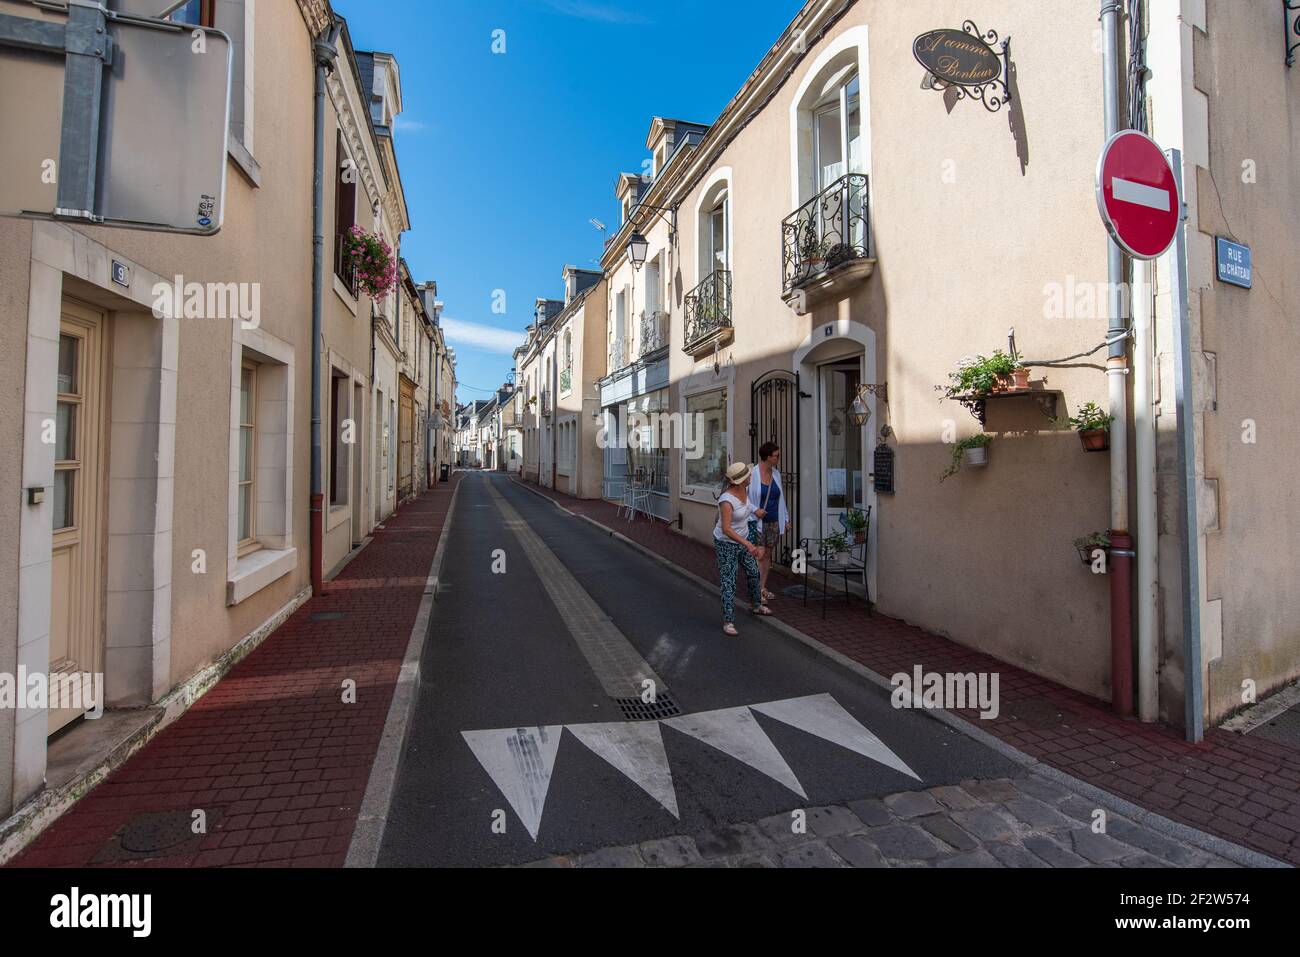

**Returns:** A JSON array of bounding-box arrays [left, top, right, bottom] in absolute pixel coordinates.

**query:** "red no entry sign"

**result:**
[[1095, 130, 1181, 260]]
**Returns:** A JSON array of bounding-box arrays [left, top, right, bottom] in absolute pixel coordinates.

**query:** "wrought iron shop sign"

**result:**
[[913, 21, 1011, 113]]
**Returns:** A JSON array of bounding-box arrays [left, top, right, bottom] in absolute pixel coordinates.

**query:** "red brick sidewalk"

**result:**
[[517, 477, 1300, 866], [6, 475, 460, 868]]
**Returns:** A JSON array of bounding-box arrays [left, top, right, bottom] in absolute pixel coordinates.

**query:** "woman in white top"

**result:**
[[714, 461, 773, 636]]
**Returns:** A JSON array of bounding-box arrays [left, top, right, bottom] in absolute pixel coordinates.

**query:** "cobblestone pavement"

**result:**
[[522, 770, 1239, 868]]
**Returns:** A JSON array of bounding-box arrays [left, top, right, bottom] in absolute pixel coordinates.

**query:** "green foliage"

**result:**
[[842, 508, 868, 531], [940, 433, 993, 482], [1073, 530, 1111, 550], [824, 532, 849, 554], [938, 350, 1019, 400], [1067, 402, 1115, 433]]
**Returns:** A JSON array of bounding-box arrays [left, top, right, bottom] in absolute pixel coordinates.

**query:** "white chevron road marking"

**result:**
[[751, 693, 920, 781], [461, 726, 563, 840], [566, 721, 680, 819], [663, 705, 807, 799], [461, 694, 920, 840]]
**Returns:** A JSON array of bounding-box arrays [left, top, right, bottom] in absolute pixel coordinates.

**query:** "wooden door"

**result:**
[[398, 379, 414, 499], [49, 300, 107, 734]]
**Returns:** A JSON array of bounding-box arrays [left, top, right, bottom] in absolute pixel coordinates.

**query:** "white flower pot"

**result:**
[[964, 446, 989, 468]]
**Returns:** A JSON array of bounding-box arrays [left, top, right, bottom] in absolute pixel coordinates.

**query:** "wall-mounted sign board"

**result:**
[[1215, 237, 1252, 289], [0, 0, 231, 235], [913, 27, 1001, 87]]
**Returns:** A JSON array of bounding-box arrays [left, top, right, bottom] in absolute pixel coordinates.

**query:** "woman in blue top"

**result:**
[[748, 441, 789, 603]]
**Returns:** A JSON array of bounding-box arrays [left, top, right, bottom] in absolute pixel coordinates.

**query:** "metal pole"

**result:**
[[1165, 147, 1204, 743], [1133, 256, 1159, 722], [310, 22, 339, 596], [1101, 0, 1134, 716], [55, 1, 112, 220]]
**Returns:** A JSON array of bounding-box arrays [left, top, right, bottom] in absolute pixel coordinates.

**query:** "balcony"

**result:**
[[683, 270, 732, 357], [540, 389, 552, 417], [639, 310, 668, 358], [610, 339, 628, 373], [334, 239, 359, 298], [781, 173, 874, 311], [559, 366, 572, 395]]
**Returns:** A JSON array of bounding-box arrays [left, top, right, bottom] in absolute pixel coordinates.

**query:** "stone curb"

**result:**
[[510, 477, 1287, 870], [345, 477, 463, 868]]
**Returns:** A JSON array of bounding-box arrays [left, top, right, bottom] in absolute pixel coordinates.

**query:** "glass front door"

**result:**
[[819, 359, 864, 542]]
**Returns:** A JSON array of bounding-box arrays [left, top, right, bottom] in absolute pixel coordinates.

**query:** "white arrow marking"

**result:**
[[566, 721, 680, 819], [663, 706, 807, 798], [751, 693, 921, 781], [461, 726, 563, 840], [1112, 176, 1170, 212]]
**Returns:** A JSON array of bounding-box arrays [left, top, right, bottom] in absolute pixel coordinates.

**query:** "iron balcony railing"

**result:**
[[683, 271, 732, 354], [559, 366, 572, 394], [540, 389, 552, 416], [610, 338, 628, 373], [334, 239, 359, 298], [639, 310, 668, 357], [781, 173, 871, 296]]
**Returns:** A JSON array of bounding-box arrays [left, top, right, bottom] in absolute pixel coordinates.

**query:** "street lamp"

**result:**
[[626, 232, 649, 269]]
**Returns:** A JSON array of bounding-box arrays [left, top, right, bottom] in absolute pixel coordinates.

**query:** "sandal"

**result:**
[[722, 622, 739, 636], [752, 605, 774, 617], [762, 589, 777, 601]]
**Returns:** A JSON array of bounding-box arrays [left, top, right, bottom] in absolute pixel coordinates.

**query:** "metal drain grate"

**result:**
[[614, 695, 682, 721], [311, 611, 348, 622], [1248, 705, 1300, 750]]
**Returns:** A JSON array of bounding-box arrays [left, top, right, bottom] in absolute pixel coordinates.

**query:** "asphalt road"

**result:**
[[378, 472, 1016, 866]]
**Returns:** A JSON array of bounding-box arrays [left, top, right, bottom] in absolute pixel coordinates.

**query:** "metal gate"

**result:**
[[750, 369, 800, 566]]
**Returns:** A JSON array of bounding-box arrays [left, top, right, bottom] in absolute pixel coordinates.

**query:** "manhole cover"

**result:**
[[118, 809, 194, 853], [1004, 697, 1075, 729], [1248, 705, 1300, 750], [311, 611, 347, 621], [614, 695, 682, 721]]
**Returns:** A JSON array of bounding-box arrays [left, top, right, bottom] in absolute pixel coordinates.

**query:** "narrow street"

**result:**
[[378, 474, 1235, 868]]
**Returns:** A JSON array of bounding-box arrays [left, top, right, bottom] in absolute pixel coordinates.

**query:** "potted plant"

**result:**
[[1074, 531, 1111, 566], [824, 531, 852, 564], [340, 226, 398, 300], [986, 350, 1018, 393], [941, 433, 993, 482], [801, 231, 830, 274], [1067, 402, 1115, 452], [1010, 360, 1032, 392], [843, 508, 868, 544]]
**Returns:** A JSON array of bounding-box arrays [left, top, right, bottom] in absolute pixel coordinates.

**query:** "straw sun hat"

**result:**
[[725, 461, 752, 486]]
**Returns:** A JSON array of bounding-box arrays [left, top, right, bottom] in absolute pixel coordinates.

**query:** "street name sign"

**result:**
[[1215, 237, 1252, 289], [1095, 129, 1181, 260]]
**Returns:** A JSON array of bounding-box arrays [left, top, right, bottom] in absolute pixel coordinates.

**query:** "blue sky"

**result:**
[[334, 0, 803, 402]]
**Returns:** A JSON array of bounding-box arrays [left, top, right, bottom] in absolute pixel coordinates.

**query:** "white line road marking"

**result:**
[[1111, 176, 1170, 212], [484, 479, 669, 700], [663, 705, 807, 799], [751, 693, 920, 781], [461, 726, 563, 840], [566, 721, 680, 819]]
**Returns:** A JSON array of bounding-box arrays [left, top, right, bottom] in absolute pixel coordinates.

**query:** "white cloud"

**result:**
[[393, 116, 427, 133], [440, 317, 523, 355], [538, 0, 650, 24]]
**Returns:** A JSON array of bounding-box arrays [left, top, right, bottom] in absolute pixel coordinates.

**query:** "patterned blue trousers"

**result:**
[[714, 537, 761, 622]]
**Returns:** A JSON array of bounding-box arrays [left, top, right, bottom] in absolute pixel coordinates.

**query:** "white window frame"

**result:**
[[679, 385, 731, 500]]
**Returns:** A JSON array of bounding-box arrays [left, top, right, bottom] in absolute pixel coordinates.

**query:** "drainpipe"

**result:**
[[310, 22, 340, 598], [1101, 0, 1134, 716]]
